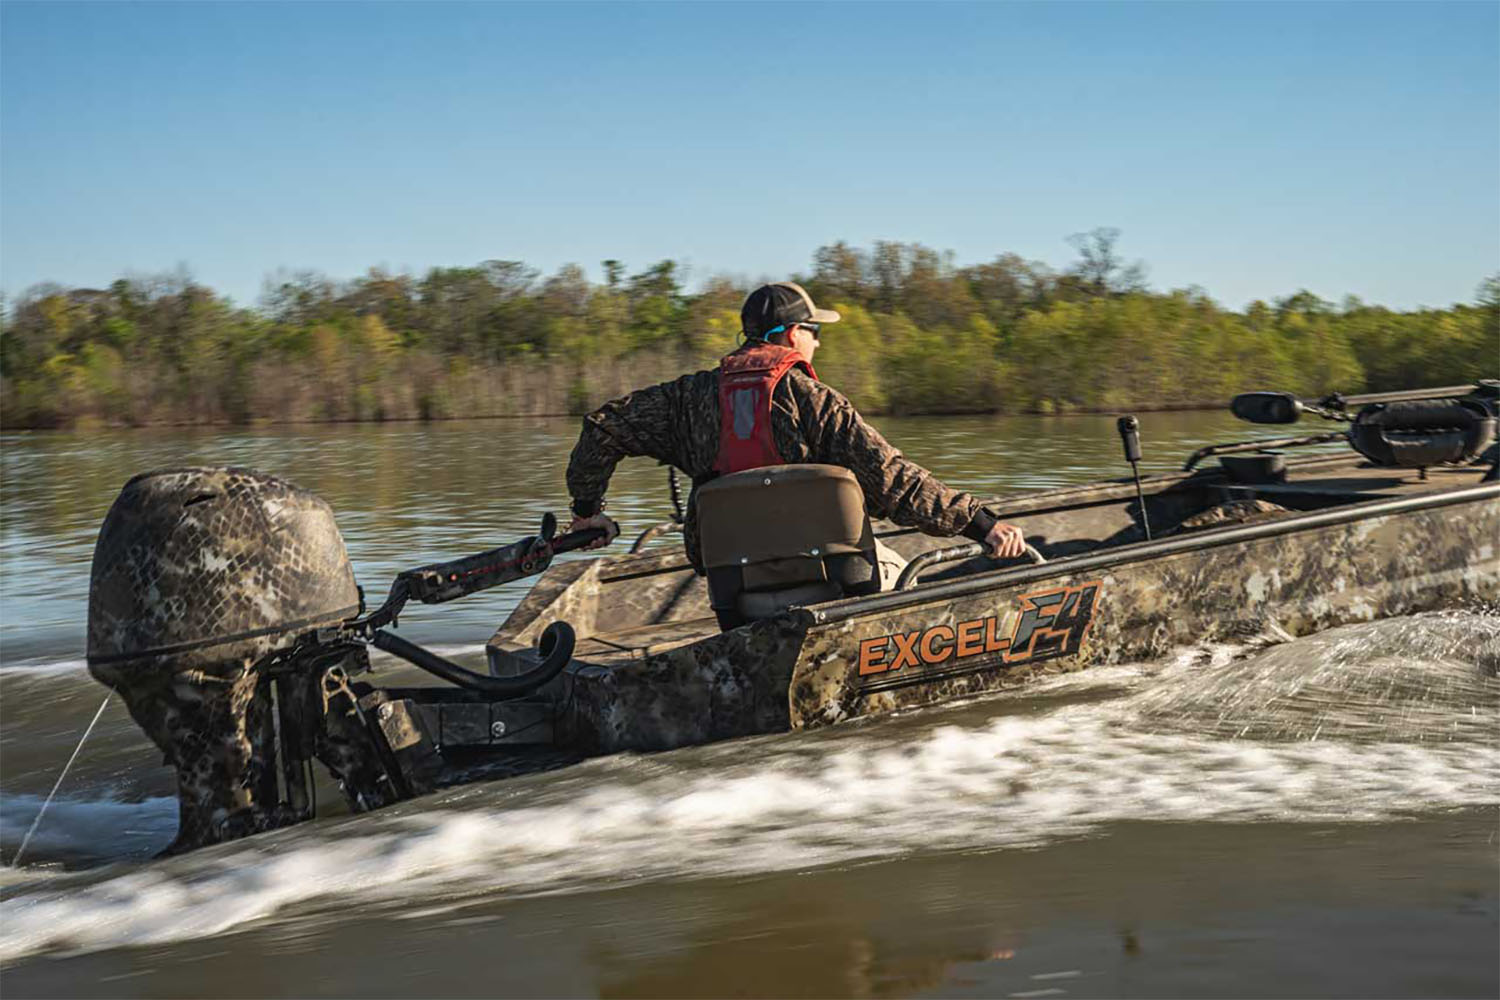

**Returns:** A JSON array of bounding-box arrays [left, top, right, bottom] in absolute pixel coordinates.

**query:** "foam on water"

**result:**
[[0, 657, 89, 678], [1135, 611, 1500, 742], [4, 698, 1497, 957], [3, 613, 1496, 963]]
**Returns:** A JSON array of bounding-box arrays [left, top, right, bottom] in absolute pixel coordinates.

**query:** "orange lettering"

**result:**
[[889, 630, 922, 671], [956, 619, 984, 658], [984, 615, 1009, 653], [858, 637, 890, 675], [920, 625, 955, 664]]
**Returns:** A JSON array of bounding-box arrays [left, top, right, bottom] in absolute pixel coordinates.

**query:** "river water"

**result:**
[[1, 412, 1495, 997]]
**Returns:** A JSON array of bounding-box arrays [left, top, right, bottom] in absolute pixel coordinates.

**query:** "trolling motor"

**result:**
[[1209, 381, 1499, 477], [1117, 415, 1152, 541]]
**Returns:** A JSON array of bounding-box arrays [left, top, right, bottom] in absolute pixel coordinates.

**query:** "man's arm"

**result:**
[[778, 371, 1021, 554], [563, 384, 675, 549], [566, 373, 703, 518]]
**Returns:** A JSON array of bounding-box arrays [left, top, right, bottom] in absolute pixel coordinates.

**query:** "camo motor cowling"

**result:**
[[87, 467, 359, 667], [86, 467, 364, 851]]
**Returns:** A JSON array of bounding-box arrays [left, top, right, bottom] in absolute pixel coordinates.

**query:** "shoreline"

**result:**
[[0, 399, 1234, 434]]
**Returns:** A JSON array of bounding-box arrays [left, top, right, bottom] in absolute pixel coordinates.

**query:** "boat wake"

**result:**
[[1134, 609, 1500, 742], [0, 656, 89, 678], [0, 795, 176, 872], [2, 612, 1496, 963]]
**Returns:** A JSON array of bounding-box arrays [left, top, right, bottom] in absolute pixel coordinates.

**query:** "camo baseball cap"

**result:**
[[740, 282, 841, 337]]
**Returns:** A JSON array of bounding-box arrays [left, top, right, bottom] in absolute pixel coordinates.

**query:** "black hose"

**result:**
[[371, 621, 576, 699]]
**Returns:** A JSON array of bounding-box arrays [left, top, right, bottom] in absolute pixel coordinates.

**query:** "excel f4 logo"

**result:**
[[857, 580, 1102, 678]]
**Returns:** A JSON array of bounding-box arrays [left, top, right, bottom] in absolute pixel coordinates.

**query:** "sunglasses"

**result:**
[[761, 322, 820, 338]]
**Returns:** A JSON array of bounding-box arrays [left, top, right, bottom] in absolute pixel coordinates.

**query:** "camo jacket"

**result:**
[[566, 362, 993, 571]]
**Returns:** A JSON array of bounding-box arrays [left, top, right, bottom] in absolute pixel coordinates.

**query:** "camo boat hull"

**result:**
[[474, 464, 1497, 759], [791, 485, 1497, 730]]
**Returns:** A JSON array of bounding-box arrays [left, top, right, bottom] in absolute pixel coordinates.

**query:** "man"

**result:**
[[566, 281, 1027, 580]]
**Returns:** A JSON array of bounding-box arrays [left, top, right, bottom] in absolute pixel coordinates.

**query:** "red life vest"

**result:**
[[714, 342, 818, 474]]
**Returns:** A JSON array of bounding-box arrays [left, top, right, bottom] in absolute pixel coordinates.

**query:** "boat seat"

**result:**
[[697, 464, 879, 627], [737, 581, 844, 619]]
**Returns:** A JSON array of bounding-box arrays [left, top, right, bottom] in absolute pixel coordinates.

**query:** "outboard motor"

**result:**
[[87, 467, 395, 853]]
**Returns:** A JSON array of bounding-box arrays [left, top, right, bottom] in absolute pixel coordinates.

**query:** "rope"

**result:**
[[11, 694, 111, 868]]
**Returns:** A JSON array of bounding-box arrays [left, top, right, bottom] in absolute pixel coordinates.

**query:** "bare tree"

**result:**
[[1066, 228, 1147, 296]]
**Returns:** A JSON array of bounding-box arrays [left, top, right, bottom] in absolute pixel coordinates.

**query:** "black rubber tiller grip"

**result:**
[[551, 527, 607, 554], [396, 528, 608, 605]]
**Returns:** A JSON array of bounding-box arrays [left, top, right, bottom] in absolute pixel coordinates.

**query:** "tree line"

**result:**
[[2, 230, 1495, 429]]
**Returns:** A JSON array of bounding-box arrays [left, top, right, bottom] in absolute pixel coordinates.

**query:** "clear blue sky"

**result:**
[[2, 1, 1496, 311]]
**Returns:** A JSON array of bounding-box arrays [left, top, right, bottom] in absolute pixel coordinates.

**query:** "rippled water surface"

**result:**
[[1, 413, 1495, 997]]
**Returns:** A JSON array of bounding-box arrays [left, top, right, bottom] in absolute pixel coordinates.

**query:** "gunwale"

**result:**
[[810, 478, 1498, 625]]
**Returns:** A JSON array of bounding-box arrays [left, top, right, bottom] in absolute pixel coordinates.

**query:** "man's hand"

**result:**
[[983, 521, 1027, 560], [567, 513, 620, 550]]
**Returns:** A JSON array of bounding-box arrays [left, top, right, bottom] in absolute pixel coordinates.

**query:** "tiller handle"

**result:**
[[397, 512, 606, 605], [331, 513, 605, 701]]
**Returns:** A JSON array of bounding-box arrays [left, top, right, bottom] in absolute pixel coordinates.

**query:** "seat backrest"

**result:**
[[697, 464, 877, 619]]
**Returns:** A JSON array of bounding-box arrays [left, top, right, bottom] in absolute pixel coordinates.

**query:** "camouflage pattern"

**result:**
[[553, 614, 810, 754], [491, 479, 1498, 754], [789, 486, 1500, 729], [566, 360, 987, 571], [86, 467, 368, 851], [88, 453, 1498, 848], [91, 655, 284, 852], [489, 547, 710, 664], [94, 652, 394, 852], [87, 467, 360, 667], [1176, 497, 1289, 531]]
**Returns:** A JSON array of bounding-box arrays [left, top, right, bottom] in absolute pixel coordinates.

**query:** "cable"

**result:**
[[12, 695, 111, 867]]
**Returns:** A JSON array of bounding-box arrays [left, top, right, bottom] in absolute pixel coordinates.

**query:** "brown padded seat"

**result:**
[[697, 464, 878, 623]]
